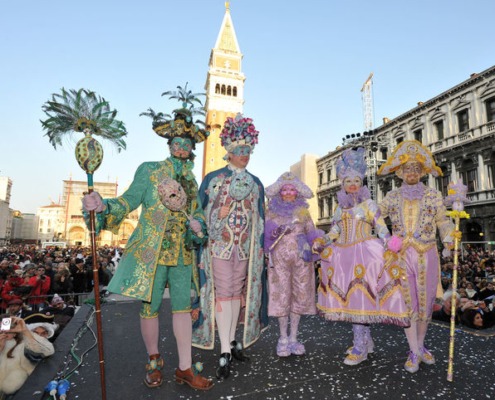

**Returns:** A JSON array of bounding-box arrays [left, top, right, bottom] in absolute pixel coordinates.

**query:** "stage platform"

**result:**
[[15, 297, 495, 400]]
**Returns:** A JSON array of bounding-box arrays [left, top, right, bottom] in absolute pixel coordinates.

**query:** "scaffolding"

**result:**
[[361, 73, 379, 200]]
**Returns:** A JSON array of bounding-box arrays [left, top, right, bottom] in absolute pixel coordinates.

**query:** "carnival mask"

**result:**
[[229, 171, 255, 201], [280, 184, 298, 202], [343, 176, 362, 194], [230, 144, 251, 156], [169, 137, 193, 159], [157, 177, 187, 211]]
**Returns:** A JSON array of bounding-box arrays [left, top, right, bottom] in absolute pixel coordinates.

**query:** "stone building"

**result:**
[[0, 177, 14, 245], [59, 178, 138, 246], [316, 65, 495, 245]]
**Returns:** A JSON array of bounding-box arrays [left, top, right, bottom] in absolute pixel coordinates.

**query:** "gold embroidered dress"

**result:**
[[317, 199, 409, 326]]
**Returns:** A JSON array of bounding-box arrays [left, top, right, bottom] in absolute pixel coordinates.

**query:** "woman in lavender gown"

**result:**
[[313, 148, 409, 366]]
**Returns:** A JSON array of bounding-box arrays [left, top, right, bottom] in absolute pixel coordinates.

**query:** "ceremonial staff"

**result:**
[[444, 179, 470, 382], [41, 88, 127, 400]]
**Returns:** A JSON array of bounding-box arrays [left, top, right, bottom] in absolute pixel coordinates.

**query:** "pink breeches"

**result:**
[[212, 249, 248, 300]]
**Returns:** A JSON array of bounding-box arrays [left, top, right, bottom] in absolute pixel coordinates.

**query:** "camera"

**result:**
[[1, 317, 11, 331]]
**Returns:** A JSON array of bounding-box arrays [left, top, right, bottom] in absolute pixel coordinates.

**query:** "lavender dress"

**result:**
[[265, 205, 319, 317], [317, 199, 409, 326]]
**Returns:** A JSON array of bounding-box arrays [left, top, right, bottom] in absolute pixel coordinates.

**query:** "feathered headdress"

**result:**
[[336, 147, 367, 181], [378, 140, 442, 177], [140, 82, 210, 144]]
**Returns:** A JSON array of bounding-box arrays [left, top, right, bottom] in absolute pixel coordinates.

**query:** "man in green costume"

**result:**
[[82, 86, 213, 390]]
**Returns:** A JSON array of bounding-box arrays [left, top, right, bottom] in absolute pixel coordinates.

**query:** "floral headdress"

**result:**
[[378, 140, 442, 177], [220, 113, 259, 154], [337, 147, 367, 181]]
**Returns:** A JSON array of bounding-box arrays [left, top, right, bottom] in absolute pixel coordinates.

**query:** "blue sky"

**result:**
[[1, 0, 494, 213]]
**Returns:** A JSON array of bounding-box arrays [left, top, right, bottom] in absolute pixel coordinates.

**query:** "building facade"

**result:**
[[202, 3, 245, 177], [37, 203, 65, 243], [60, 178, 138, 246], [0, 177, 14, 245], [316, 65, 495, 243], [11, 213, 39, 244]]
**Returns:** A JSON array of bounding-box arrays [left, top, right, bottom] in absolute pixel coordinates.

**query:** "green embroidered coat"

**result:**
[[94, 159, 206, 302]]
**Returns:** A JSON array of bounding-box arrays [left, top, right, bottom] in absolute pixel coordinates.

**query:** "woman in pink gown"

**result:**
[[314, 148, 409, 366]]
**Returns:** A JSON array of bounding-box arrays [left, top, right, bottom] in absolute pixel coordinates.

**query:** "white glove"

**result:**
[[312, 241, 324, 254], [442, 248, 451, 258], [82, 192, 106, 213], [188, 217, 202, 234]]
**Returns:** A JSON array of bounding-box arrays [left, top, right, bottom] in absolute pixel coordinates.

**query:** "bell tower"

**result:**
[[203, 2, 245, 177]]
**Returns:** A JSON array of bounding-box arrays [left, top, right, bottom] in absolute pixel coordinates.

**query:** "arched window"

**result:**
[[227, 86, 232, 96], [233, 87, 237, 97], [221, 85, 226, 95], [461, 158, 478, 192], [215, 84, 220, 94]]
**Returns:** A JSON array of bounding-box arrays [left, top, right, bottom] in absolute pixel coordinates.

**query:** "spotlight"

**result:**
[[346, 134, 351, 139], [351, 134, 355, 138], [356, 133, 361, 137]]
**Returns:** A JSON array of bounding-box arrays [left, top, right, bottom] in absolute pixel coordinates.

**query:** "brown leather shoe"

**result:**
[[175, 367, 213, 391], [144, 354, 164, 388]]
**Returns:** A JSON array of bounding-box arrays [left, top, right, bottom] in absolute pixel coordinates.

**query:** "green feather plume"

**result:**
[[41, 88, 128, 152]]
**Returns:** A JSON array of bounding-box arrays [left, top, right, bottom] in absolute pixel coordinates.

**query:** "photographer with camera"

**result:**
[[460, 298, 495, 330], [27, 266, 51, 312], [1, 268, 27, 311], [0, 316, 55, 396]]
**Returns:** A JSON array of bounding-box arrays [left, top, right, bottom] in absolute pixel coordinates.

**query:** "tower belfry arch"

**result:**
[[202, 2, 245, 177]]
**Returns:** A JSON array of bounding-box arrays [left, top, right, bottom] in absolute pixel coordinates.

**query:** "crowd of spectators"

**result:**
[[0, 244, 121, 397], [434, 244, 495, 330], [0, 244, 121, 313]]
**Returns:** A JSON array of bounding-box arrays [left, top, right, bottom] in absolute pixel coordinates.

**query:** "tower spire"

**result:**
[[202, 3, 245, 177]]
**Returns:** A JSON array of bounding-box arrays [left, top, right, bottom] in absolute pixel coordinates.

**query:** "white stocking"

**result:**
[[230, 299, 241, 343], [173, 312, 192, 371], [216, 300, 233, 354], [417, 321, 429, 350], [278, 316, 289, 339], [404, 321, 419, 354], [140, 317, 159, 356], [289, 312, 301, 343]]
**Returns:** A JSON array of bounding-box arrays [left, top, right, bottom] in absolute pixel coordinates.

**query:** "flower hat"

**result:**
[[220, 113, 259, 154]]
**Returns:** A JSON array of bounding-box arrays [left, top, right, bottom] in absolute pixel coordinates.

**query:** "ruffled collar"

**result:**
[[268, 196, 308, 217], [336, 186, 371, 209], [401, 182, 425, 200], [228, 164, 246, 174]]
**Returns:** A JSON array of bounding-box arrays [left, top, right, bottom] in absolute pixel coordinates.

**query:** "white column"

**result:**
[[451, 161, 457, 180], [478, 153, 487, 191]]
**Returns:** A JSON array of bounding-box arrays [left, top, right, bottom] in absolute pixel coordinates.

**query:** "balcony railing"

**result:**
[[467, 189, 495, 203], [430, 121, 495, 154]]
